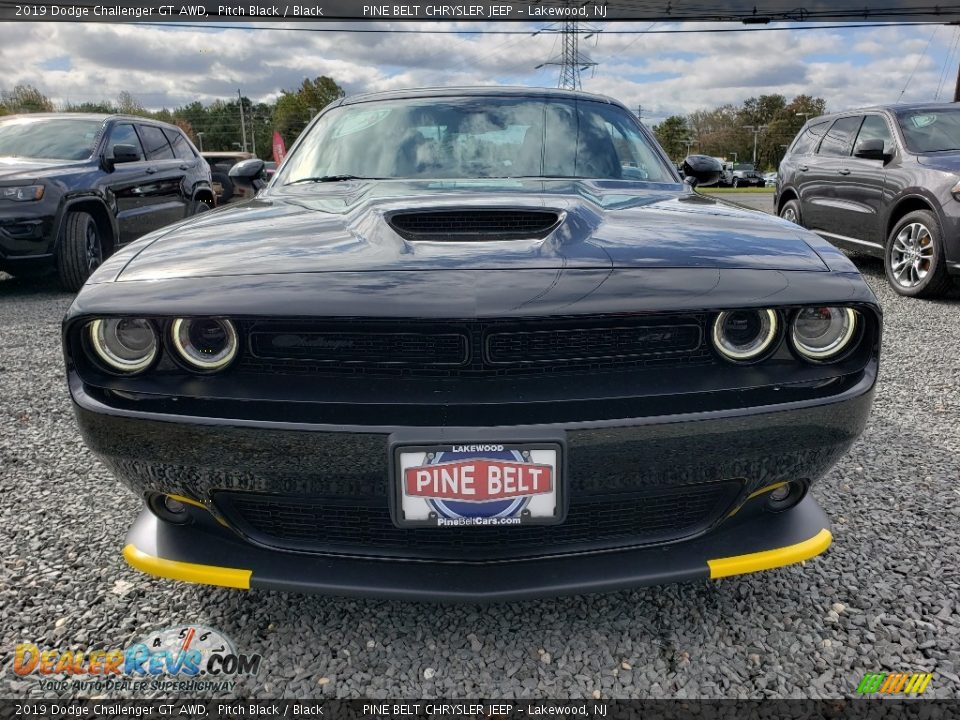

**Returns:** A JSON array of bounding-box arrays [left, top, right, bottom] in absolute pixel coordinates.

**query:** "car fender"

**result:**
[[51, 192, 118, 254], [881, 187, 946, 235]]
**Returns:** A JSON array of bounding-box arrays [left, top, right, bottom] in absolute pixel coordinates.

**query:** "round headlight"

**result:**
[[791, 306, 858, 361], [88, 318, 158, 373], [712, 309, 779, 363], [170, 318, 238, 372]]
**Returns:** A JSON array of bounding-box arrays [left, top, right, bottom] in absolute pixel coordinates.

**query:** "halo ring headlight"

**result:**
[[791, 306, 858, 362], [170, 318, 238, 372], [88, 318, 158, 374], [712, 309, 779, 363]]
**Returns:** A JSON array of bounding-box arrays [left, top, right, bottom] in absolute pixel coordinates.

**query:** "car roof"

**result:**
[[0, 112, 181, 128], [805, 101, 960, 125], [337, 86, 622, 108]]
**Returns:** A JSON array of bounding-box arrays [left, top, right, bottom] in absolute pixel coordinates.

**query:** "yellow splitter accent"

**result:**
[[123, 544, 251, 589], [123, 528, 830, 589], [707, 528, 832, 579]]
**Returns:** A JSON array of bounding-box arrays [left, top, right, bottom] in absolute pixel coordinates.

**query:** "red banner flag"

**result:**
[[272, 132, 286, 165]]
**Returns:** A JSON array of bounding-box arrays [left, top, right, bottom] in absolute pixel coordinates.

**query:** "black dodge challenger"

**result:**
[[63, 88, 880, 600]]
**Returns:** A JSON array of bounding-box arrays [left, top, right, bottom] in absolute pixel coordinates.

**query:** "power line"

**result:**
[[535, 20, 600, 90], [935, 26, 960, 98], [897, 25, 939, 102], [118, 20, 953, 35]]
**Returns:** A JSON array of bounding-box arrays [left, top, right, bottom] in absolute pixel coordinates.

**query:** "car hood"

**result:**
[[114, 179, 829, 281], [914, 152, 960, 171], [0, 156, 88, 181]]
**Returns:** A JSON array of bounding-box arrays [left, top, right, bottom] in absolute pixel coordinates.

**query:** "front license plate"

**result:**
[[394, 442, 563, 528]]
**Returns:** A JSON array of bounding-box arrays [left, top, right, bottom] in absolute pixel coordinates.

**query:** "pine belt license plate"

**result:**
[[393, 442, 564, 528]]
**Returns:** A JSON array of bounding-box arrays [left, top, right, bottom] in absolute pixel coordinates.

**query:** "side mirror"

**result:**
[[228, 158, 266, 180], [105, 144, 141, 170], [854, 138, 890, 161], [681, 154, 723, 187]]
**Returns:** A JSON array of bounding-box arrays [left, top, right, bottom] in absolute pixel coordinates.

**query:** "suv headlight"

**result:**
[[1, 184, 44, 202]]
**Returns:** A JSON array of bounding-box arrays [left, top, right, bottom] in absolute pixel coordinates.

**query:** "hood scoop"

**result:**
[[387, 209, 561, 242]]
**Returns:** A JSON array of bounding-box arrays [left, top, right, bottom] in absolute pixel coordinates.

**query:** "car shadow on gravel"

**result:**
[[164, 576, 819, 697], [846, 254, 960, 302], [0, 271, 73, 300]]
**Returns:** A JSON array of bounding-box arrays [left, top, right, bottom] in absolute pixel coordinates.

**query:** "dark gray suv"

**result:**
[[0, 114, 215, 291], [776, 103, 960, 298]]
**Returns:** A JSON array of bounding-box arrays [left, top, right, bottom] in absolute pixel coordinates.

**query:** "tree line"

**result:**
[[0, 77, 345, 159], [653, 94, 828, 170]]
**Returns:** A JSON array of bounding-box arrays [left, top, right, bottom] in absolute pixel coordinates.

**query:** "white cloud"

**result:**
[[0, 20, 952, 123]]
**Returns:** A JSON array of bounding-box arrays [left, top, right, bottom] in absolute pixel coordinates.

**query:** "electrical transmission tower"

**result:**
[[535, 21, 599, 91]]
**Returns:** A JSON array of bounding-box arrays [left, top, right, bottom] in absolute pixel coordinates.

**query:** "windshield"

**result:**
[[0, 117, 103, 161], [897, 109, 960, 153], [734, 163, 756, 171], [278, 97, 675, 183]]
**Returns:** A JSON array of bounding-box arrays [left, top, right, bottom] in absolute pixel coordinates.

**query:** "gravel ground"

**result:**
[[1, 224, 958, 700]]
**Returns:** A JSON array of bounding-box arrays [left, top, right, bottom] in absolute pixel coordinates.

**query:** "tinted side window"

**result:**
[[139, 125, 174, 160], [817, 116, 864, 157], [790, 121, 829, 155], [106, 123, 144, 161], [163, 128, 196, 160], [854, 115, 894, 153]]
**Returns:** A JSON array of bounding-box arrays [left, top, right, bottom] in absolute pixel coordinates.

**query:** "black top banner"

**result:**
[[2, 0, 960, 22]]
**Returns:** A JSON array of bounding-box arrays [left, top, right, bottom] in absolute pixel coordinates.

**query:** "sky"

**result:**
[[1, 20, 958, 126]]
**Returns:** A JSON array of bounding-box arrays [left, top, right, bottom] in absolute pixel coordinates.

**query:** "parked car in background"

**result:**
[[777, 102, 960, 297], [727, 163, 765, 188], [0, 113, 214, 290], [763, 171, 778, 186], [64, 87, 879, 599], [202, 151, 256, 204]]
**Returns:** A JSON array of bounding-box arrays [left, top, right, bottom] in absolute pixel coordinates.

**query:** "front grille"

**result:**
[[238, 315, 715, 379], [388, 209, 560, 241], [214, 481, 741, 561], [250, 326, 468, 366], [486, 323, 702, 364]]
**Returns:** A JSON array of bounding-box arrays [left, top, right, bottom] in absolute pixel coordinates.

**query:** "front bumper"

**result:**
[[0, 203, 57, 266], [123, 496, 832, 601], [71, 362, 875, 599]]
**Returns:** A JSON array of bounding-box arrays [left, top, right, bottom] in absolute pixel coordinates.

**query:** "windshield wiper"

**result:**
[[286, 175, 373, 185]]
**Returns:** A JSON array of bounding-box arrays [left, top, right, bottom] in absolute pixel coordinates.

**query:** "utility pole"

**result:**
[[743, 125, 767, 165], [238, 89, 248, 153], [196, 132, 204, 153], [534, 15, 600, 91], [637, 104, 643, 123], [251, 114, 257, 156]]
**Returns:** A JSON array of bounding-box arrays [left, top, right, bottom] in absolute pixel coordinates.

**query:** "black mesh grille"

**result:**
[[250, 327, 467, 366], [388, 210, 560, 241], [486, 323, 702, 364], [239, 315, 715, 379], [214, 481, 741, 561]]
